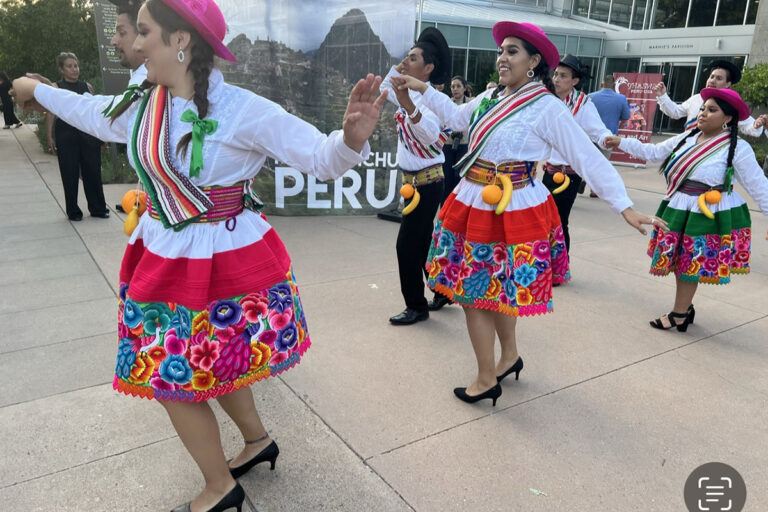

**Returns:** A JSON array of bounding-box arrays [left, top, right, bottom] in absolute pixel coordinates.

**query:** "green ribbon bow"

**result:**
[[180, 109, 218, 178], [723, 165, 734, 194], [470, 97, 500, 125], [101, 84, 143, 117]]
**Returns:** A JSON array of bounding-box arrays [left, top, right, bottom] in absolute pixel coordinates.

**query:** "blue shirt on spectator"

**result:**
[[588, 88, 631, 135]]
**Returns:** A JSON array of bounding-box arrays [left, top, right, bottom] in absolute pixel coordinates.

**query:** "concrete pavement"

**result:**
[[1, 125, 767, 511]]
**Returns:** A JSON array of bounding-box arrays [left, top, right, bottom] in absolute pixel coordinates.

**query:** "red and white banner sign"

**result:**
[[610, 72, 663, 165]]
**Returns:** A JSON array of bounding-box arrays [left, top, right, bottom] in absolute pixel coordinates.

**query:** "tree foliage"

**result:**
[[0, 0, 100, 91], [733, 63, 768, 108]]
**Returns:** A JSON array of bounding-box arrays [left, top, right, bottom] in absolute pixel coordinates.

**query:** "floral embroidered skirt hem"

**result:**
[[115, 268, 309, 402], [648, 197, 751, 285], [425, 179, 569, 317]]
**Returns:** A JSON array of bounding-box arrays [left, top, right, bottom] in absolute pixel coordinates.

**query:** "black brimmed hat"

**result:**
[[416, 27, 451, 85], [559, 54, 590, 80], [708, 60, 741, 84]]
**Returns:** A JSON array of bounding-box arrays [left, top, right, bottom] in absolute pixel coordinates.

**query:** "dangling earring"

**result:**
[[722, 122, 728, 130], [177, 49, 185, 63], [526, 69, 535, 78]]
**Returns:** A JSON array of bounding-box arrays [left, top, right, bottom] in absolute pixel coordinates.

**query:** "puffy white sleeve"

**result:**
[[738, 115, 764, 138], [419, 86, 485, 133], [537, 106, 633, 214], [732, 139, 768, 215], [34, 83, 130, 143], [657, 93, 688, 120], [575, 100, 612, 149], [235, 95, 369, 181], [618, 132, 688, 163]]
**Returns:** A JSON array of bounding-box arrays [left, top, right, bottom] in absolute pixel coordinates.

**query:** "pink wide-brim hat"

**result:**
[[159, 0, 236, 62], [492, 21, 560, 71], [700, 87, 750, 121]]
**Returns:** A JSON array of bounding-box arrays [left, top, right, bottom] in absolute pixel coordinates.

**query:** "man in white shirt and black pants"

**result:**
[[382, 28, 453, 325]]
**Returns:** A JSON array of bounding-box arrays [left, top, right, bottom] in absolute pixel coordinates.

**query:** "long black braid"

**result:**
[[491, 37, 555, 99], [109, 0, 215, 160]]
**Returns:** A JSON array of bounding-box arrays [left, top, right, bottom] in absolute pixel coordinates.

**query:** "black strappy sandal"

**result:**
[[650, 311, 691, 332]]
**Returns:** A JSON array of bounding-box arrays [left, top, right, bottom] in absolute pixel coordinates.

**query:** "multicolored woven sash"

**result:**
[[130, 85, 214, 230], [465, 159, 536, 188], [456, 82, 549, 177], [147, 182, 245, 223], [394, 109, 450, 158], [684, 117, 698, 130], [662, 132, 730, 196], [565, 90, 588, 116], [401, 164, 444, 187], [543, 162, 577, 175]]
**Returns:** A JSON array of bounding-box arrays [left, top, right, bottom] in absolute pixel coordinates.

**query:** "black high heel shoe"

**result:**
[[229, 435, 280, 479], [496, 357, 524, 384], [171, 482, 245, 512], [649, 311, 691, 332], [454, 383, 502, 406], [687, 304, 695, 324]]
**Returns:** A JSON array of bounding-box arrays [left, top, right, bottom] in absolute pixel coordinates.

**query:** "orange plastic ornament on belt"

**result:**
[[121, 189, 147, 216], [552, 172, 565, 184], [400, 183, 415, 199], [705, 189, 722, 204], [481, 184, 503, 205]]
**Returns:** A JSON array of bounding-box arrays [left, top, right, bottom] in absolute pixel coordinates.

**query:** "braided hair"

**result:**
[[491, 37, 554, 100], [657, 97, 739, 177], [110, 0, 214, 160]]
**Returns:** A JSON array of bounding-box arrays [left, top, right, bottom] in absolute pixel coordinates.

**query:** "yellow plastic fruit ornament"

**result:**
[[401, 189, 421, 215], [552, 173, 570, 194], [123, 205, 140, 236], [400, 184, 415, 199], [495, 174, 513, 215], [481, 184, 503, 205], [698, 193, 715, 220], [705, 189, 722, 204]]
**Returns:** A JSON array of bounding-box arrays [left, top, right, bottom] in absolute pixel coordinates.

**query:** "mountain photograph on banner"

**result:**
[[215, 0, 417, 215]]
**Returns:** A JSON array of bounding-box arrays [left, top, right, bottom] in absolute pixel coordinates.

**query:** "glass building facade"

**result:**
[[573, 0, 759, 29]]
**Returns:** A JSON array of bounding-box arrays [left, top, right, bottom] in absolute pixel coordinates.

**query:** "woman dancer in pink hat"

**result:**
[[390, 21, 661, 407], [606, 88, 768, 332], [13, 0, 387, 510]]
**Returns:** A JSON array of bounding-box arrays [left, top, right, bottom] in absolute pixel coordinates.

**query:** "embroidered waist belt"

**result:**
[[147, 182, 245, 223], [543, 162, 577, 175], [465, 159, 536, 189], [677, 180, 731, 196], [401, 164, 444, 187]]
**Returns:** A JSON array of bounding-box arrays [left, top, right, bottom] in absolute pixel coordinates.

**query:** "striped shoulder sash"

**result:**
[[394, 109, 451, 159], [566, 90, 588, 117], [663, 132, 730, 196], [130, 85, 213, 230], [456, 82, 550, 176]]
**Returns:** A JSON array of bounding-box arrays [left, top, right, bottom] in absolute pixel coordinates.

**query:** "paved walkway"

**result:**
[[1, 125, 767, 511]]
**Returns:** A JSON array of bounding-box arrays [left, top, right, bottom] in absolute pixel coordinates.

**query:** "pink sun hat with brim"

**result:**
[[492, 21, 559, 71], [158, 0, 236, 62], [700, 87, 750, 121]]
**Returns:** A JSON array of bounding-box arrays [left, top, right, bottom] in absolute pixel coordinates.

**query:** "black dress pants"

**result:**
[[441, 143, 468, 204], [396, 179, 446, 311], [542, 171, 583, 252], [55, 125, 108, 219]]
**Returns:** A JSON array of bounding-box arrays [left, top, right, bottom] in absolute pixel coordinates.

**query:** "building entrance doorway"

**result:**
[[641, 60, 698, 133]]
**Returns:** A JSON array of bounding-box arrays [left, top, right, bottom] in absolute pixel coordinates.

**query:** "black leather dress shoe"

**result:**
[[427, 295, 452, 311], [91, 211, 110, 218], [389, 308, 428, 325]]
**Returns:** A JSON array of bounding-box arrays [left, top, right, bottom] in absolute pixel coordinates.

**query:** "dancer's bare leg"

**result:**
[[216, 386, 272, 467], [494, 313, 519, 376], [160, 400, 236, 512], [464, 307, 499, 395], [655, 276, 698, 327]]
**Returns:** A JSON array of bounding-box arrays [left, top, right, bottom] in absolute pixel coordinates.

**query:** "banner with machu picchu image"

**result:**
[[216, 0, 417, 215]]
